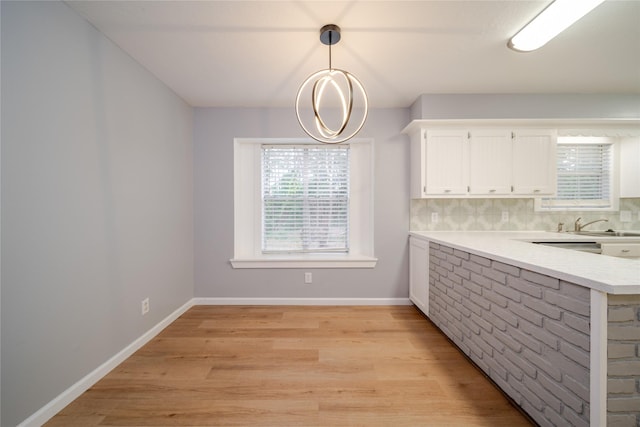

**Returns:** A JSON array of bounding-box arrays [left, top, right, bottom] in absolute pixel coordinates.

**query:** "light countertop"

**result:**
[[409, 231, 640, 295]]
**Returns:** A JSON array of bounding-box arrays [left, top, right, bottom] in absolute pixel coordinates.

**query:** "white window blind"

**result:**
[[261, 145, 350, 253], [541, 142, 613, 209]]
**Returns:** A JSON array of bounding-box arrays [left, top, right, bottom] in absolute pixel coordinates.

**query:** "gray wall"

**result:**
[[1, 2, 194, 425], [410, 93, 640, 121], [194, 107, 410, 299]]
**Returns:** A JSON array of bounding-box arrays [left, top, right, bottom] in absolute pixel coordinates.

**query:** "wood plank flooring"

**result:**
[[46, 305, 534, 426]]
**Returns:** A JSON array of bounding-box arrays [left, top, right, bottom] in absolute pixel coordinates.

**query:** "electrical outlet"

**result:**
[[501, 211, 509, 222], [620, 210, 632, 222], [431, 212, 439, 223], [304, 272, 312, 284], [141, 298, 149, 315]]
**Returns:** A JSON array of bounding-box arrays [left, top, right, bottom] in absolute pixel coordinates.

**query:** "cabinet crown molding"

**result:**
[[402, 119, 640, 137]]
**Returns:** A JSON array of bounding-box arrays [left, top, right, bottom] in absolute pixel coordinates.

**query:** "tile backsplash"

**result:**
[[410, 198, 640, 231]]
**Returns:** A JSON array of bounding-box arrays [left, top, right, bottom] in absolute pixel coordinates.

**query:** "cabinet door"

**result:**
[[620, 137, 640, 198], [468, 130, 512, 195], [425, 130, 468, 195], [512, 129, 557, 195], [601, 243, 640, 258], [409, 237, 429, 316]]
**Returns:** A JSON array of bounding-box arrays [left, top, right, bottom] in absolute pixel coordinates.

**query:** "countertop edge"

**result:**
[[410, 231, 640, 295]]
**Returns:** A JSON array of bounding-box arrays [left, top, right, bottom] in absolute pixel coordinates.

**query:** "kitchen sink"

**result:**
[[567, 230, 640, 237], [533, 241, 602, 253]]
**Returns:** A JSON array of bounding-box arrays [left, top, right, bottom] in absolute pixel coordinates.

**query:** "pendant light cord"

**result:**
[[329, 31, 332, 70]]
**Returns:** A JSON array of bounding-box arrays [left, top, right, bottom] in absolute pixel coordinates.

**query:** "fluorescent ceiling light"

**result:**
[[509, 0, 606, 52]]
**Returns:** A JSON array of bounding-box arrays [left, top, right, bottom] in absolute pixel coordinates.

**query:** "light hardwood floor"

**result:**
[[46, 305, 534, 426]]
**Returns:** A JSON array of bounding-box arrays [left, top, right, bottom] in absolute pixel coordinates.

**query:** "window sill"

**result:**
[[230, 254, 378, 269]]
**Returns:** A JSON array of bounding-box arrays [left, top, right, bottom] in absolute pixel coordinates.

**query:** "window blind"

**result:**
[[543, 143, 613, 208], [261, 145, 350, 253]]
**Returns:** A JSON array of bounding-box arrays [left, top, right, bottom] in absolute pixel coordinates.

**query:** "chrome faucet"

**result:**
[[574, 217, 608, 232]]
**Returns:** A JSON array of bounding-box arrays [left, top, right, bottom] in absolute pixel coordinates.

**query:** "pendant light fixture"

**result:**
[[296, 24, 368, 144]]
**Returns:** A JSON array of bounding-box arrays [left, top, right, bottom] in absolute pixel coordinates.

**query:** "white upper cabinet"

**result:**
[[468, 130, 512, 195], [511, 129, 557, 195], [620, 136, 640, 198], [407, 122, 557, 198], [409, 128, 468, 198], [424, 130, 469, 195]]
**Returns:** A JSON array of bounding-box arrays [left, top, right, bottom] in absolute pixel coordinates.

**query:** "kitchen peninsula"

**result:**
[[409, 231, 640, 427]]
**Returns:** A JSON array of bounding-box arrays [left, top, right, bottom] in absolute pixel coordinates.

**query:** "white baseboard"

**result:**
[[18, 299, 195, 427], [193, 297, 412, 306], [20, 296, 410, 426]]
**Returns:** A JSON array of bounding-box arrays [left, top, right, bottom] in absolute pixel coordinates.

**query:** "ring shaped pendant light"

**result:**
[[296, 25, 368, 144]]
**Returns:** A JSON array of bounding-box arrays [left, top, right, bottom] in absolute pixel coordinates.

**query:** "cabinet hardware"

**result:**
[[423, 185, 426, 193], [622, 249, 631, 253], [533, 189, 540, 193], [489, 189, 496, 193], [467, 186, 470, 192], [444, 189, 451, 193], [511, 186, 514, 192]]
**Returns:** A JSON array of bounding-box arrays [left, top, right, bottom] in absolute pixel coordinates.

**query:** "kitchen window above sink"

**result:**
[[536, 137, 618, 211]]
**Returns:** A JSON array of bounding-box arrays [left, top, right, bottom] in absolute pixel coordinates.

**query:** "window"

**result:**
[[232, 138, 376, 268], [537, 137, 618, 211], [262, 145, 349, 253]]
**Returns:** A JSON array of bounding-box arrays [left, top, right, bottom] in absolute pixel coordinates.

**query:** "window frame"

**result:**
[[535, 136, 619, 212], [231, 138, 376, 269]]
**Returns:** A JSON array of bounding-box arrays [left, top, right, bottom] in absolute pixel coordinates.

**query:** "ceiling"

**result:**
[[65, 0, 640, 109]]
